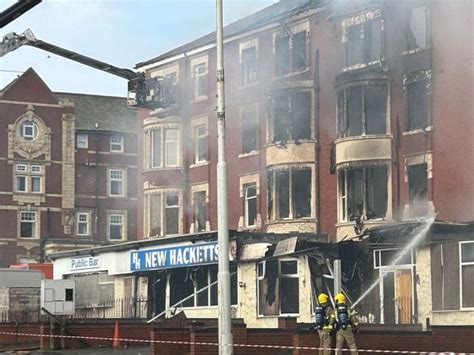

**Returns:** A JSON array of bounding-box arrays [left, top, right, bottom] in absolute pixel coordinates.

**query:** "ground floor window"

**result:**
[[168, 264, 237, 309], [258, 258, 299, 316], [67, 273, 115, 308]]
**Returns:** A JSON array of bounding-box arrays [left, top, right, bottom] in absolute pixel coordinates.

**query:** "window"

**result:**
[[241, 107, 258, 154], [65, 288, 74, 302], [461, 242, 474, 308], [408, 6, 427, 51], [145, 192, 181, 237], [109, 169, 125, 196], [408, 163, 428, 217], [169, 265, 237, 308], [162, 72, 178, 106], [21, 121, 38, 140], [244, 183, 257, 227], [68, 273, 115, 307], [270, 90, 311, 143], [108, 213, 124, 240], [14, 164, 43, 193], [241, 46, 257, 85], [194, 191, 207, 232], [345, 18, 382, 67], [258, 259, 299, 316], [267, 167, 311, 220], [110, 135, 124, 152], [77, 212, 90, 236], [337, 83, 388, 138], [77, 134, 88, 149], [20, 211, 37, 238], [339, 165, 388, 222], [275, 30, 307, 76], [194, 63, 208, 99], [150, 128, 180, 168], [407, 78, 429, 131], [194, 124, 207, 163]]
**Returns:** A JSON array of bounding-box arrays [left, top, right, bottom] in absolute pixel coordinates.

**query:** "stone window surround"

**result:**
[[18, 209, 40, 239], [13, 162, 45, 195], [108, 167, 127, 198], [404, 152, 433, 182], [76, 210, 92, 237], [239, 38, 259, 86], [190, 54, 209, 101], [144, 187, 184, 237], [239, 173, 261, 230], [110, 135, 124, 153], [150, 63, 180, 81], [239, 103, 259, 156], [190, 182, 210, 233], [190, 115, 209, 166], [143, 118, 182, 170], [107, 210, 127, 241]]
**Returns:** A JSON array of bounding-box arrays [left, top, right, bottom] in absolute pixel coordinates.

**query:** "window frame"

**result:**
[[19, 211, 37, 239], [194, 124, 208, 164], [149, 127, 181, 169], [460, 241, 474, 310], [405, 74, 431, 132], [241, 45, 258, 85], [193, 63, 208, 100], [108, 168, 126, 197], [193, 190, 208, 233], [77, 211, 91, 237], [108, 212, 126, 241], [407, 5, 429, 52], [240, 105, 259, 155], [244, 183, 257, 228], [274, 29, 308, 77], [110, 135, 124, 153], [14, 164, 44, 194], [21, 121, 38, 141], [145, 190, 182, 237], [77, 134, 88, 149]]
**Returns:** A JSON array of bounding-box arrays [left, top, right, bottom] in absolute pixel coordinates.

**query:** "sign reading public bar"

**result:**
[[130, 242, 218, 271]]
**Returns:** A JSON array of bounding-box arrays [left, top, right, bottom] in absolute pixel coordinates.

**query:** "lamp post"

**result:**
[[216, 0, 233, 353]]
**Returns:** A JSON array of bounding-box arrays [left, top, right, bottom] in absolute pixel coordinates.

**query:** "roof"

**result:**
[[55, 92, 138, 133], [136, 0, 323, 68]]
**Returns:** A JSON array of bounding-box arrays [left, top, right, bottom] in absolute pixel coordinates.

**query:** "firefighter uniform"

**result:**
[[333, 293, 358, 355], [315, 293, 335, 355]]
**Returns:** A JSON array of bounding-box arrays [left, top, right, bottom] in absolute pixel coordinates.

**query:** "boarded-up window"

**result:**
[[165, 193, 179, 235], [407, 79, 429, 131], [148, 193, 162, 237], [68, 273, 114, 307], [431, 242, 460, 310]]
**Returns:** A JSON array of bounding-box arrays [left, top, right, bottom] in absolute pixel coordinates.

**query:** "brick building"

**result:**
[[0, 68, 138, 267], [127, 0, 473, 327]]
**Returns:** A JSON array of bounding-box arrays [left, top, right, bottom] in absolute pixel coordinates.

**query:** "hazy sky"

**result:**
[[0, 0, 275, 96]]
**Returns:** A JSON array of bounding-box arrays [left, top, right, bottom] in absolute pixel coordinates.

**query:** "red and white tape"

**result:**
[[0, 331, 468, 354]]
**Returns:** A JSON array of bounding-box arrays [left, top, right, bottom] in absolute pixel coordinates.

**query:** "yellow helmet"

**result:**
[[318, 293, 329, 304], [334, 293, 346, 304]]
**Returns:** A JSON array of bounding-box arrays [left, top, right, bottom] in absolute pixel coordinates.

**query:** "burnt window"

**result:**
[[241, 107, 258, 154], [170, 265, 237, 308], [244, 183, 257, 227], [194, 124, 208, 164], [194, 191, 207, 232], [337, 83, 387, 138], [275, 31, 307, 76], [270, 90, 311, 143], [408, 163, 428, 217], [339, 166, 388, 222], [461, 242, 474, 309], [258, 259, 299, 316], [267, 167, 312, 221], [345, 18, 382, 67], [241, 46, 257, 85], [407, 79, 429, 131], [146, 192, 180, 237], [408, 6, 427, 51]]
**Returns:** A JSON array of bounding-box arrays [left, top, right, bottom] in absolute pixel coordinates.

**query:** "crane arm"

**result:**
[[0, 29, 140, 80]]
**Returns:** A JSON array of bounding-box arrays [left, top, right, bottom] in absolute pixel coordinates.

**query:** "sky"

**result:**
[[0, 0, 275, 96]]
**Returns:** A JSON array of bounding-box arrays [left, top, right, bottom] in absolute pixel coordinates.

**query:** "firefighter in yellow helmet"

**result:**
[[314, 293, 335, 355], [332, 293, 358, 355]]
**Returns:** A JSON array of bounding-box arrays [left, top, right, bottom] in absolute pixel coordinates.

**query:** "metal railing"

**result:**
[[74, 297, 149, 319]]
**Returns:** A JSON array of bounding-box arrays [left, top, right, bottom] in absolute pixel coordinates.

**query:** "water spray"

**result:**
[[351, 217, 435, 309]]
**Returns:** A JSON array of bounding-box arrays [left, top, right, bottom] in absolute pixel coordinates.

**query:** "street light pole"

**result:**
[[216, 0, 233, 354]]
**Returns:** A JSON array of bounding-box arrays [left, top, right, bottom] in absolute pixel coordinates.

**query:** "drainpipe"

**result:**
[[395, 115, 401, 221], [314, 49, 321, 236], [95, 124, 100, 239], [39, 208, 52, 263]]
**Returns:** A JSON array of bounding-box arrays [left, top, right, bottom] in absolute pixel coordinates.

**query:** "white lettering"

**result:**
[[170, 249, 177, 265], [176, 249, 183, 265], [183, 248, 190, 264]]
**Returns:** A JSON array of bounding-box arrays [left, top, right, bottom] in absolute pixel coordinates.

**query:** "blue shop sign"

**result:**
[[130, 242, 218, 272]]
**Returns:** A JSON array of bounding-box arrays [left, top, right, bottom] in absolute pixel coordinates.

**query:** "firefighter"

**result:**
[[315, 293, 335, 355], [333, 293, 358, 355]]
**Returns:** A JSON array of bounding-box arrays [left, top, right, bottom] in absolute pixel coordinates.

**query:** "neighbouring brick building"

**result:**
[[0, 68, 138, 267], [126, 0, 473, 328]]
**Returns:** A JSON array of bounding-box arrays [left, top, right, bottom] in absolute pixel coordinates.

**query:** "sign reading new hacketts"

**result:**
[[130, 242, 218, 272]]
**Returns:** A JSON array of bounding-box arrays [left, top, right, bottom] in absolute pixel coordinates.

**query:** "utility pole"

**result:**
[[216, 0, 233, 354]]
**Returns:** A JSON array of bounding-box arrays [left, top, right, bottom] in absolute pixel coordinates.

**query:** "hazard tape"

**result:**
[[0, 331, 467, 354]]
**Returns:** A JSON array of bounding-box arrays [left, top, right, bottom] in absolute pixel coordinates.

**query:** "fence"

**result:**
[[355, 296, 414, 325], [0, 307, 42, 323]]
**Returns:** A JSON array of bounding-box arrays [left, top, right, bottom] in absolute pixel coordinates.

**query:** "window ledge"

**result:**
[[18, 237, 39, 241], [402, 46, 432, 56], [342, 59, 384, 73], [238, 151, 259, 158], [334, 134, 393, 144], [402, 126, 433, 136], [273, 68, 310, 81], [266, 218, 315, 225], [144, 167, 183, 172], [265, 139, 316, 148], [190, 96, 208, 104], [190, 161, 210, 169]]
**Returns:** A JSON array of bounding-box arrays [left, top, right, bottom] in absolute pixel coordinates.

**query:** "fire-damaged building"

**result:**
[[0, 68, 139, 266], [48, 0, 473, 331]]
